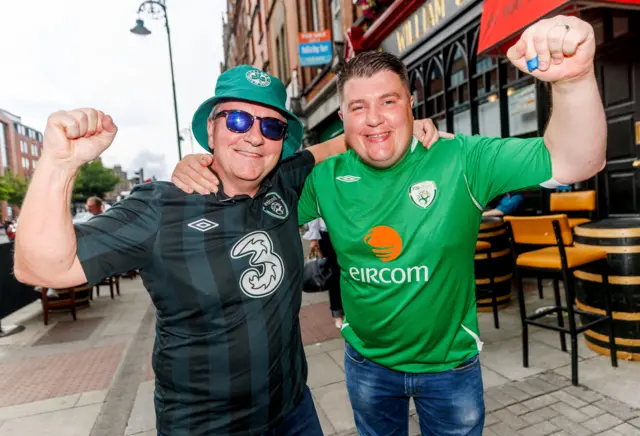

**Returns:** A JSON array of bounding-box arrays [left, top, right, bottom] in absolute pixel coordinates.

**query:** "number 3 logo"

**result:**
[[231, 231, 285, 298]]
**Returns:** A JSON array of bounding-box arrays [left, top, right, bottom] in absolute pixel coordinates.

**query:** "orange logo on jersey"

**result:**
[[364, 226, 403, 262]]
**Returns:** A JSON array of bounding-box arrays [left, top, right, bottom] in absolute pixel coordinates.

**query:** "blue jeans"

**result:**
[[264, 386, 323, 436], [344, 342, 485, 436], [158, 386, 322, 436]]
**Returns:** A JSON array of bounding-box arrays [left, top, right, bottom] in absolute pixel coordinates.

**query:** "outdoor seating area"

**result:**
[[474, 189, 639, 388]]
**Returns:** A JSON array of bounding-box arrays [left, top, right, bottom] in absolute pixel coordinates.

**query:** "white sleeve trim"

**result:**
[[539, 178, 565, 189], [464, 175, 483, 211]]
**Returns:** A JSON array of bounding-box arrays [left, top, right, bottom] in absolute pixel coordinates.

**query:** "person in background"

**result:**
[[482, 192, 524, 217], [85, 196, 104, 215], [303, 218, 344, 328]]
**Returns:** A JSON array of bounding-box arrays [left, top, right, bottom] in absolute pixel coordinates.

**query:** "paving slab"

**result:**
[[0, 404, 101, 436], [76, 390, 108, 407], [306, 352, 345, 389], [313, 397, 336, 435], [124, 381, 155, 436], [0, 394, 80, 421], [481, 365, 510, 388], [304, 337, 344, 357], [481, 337, 573, 380], [553, 357, 640, 408], [312, 382, 356, 434], [328, 348, 345, 372]]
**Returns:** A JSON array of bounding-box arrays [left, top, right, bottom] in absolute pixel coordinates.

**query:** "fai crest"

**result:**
[[246, 70, 271, 87], [263, 192, 289, 219], [409, 181, 437, 209]]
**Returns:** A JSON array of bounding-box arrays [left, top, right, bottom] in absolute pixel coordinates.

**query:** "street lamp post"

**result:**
[[131, 0, 182, 161]]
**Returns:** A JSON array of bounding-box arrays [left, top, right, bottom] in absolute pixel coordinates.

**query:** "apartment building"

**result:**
[[0, 109, 44, 220]]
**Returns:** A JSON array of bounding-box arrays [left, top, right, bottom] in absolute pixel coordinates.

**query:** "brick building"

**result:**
[[221, 0, 364, 143], [0, 109, 44, 220]]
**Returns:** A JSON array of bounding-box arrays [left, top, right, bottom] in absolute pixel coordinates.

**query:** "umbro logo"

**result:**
[[187, 218, 219, 232], [336, 175, 360, 183]]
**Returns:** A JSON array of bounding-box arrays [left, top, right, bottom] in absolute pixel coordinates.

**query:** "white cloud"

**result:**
[[0, 0, 225, 180]]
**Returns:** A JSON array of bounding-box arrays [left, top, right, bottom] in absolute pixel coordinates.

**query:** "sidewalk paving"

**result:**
[[0, 276, 638, 436]]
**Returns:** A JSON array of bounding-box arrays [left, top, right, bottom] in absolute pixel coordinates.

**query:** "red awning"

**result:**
[[478, 0, 640, 55]]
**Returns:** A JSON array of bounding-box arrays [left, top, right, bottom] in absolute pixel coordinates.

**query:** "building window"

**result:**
[[448, 44, 471, 136], [33, 160, 37, 169], [32, 144, 38, 156], [411, 70, 425, 120], [22, 157, 29, 169], [0, 122, 8, 171], [425, 59, 447, 132], [474, 56, 501, 137], [504, 60, 537, 137], [331, 0, 343, 41], [275, 25, 290, 83]]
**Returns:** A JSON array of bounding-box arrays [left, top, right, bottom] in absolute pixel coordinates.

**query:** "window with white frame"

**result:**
[[22, 157, 29, 169], [32, 144, 38, 156]]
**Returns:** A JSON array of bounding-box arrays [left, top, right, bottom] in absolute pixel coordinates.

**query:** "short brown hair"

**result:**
[[336, 51, 410, 99], [86, 196, 103, 207]]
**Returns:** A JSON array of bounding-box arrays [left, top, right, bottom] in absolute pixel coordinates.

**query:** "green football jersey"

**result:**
[[298, 134, 555, 373]]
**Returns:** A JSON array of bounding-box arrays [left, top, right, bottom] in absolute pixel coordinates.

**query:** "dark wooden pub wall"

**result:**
[[405, 7, 640, 218]]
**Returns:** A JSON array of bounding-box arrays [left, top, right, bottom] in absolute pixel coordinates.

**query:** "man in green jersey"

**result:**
[[172, 15, 606, 436]]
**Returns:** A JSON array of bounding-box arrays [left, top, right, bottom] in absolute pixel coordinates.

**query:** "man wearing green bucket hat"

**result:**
[[14, 63, 440, 436]]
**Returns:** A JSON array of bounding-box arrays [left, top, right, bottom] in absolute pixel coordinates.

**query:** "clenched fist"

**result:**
[[507, 15, 596, 84], [42, 108, 118, 170]]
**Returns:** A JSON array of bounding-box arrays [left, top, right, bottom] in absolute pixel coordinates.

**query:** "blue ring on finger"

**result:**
[[526, 56, 539, 72]]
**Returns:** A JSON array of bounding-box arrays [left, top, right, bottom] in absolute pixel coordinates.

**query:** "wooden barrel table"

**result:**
[[574, 218, 640, 360], [475, 217, 514, 311]]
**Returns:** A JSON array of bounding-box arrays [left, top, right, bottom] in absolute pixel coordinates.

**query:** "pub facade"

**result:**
[[346, 0, 640, 217]]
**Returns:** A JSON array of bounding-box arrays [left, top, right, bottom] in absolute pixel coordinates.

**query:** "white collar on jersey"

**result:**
[[410, 136, 419, 153]]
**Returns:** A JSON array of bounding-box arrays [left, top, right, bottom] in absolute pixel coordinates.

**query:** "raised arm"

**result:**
[[507, 15, 605, 184], [14, 109, 118, 288]]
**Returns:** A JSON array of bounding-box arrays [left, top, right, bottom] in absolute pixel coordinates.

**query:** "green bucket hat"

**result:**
[[191, 65, 303, 160]]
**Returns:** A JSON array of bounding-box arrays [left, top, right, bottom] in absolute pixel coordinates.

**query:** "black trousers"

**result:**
[[318, 231, 343, 316]]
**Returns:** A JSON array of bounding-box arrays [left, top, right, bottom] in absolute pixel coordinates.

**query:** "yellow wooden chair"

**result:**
[[549, 190, 596, 229], [531, 191, 598, 300], [504, 214, 617, 386]]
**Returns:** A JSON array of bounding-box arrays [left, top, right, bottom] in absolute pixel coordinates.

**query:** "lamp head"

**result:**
[[130, 19, 151, 36]]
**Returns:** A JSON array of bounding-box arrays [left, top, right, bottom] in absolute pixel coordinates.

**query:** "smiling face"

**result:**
[[207, 100, 285, 194], [340, 70, 414, 169]]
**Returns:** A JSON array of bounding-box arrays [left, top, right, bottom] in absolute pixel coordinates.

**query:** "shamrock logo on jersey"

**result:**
[[409, 181, 437, 209]]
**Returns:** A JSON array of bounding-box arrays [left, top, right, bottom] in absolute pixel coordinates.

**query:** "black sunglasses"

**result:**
[[213, 110, 288, 141]]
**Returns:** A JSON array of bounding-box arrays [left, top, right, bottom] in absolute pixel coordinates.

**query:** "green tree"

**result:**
[[0, 171, 28, 207], [73, 160, 120, 202]]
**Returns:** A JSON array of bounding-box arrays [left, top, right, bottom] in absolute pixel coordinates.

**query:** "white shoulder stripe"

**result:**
[[464, 175, 483, 211], [462, 324, 484, 352]]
